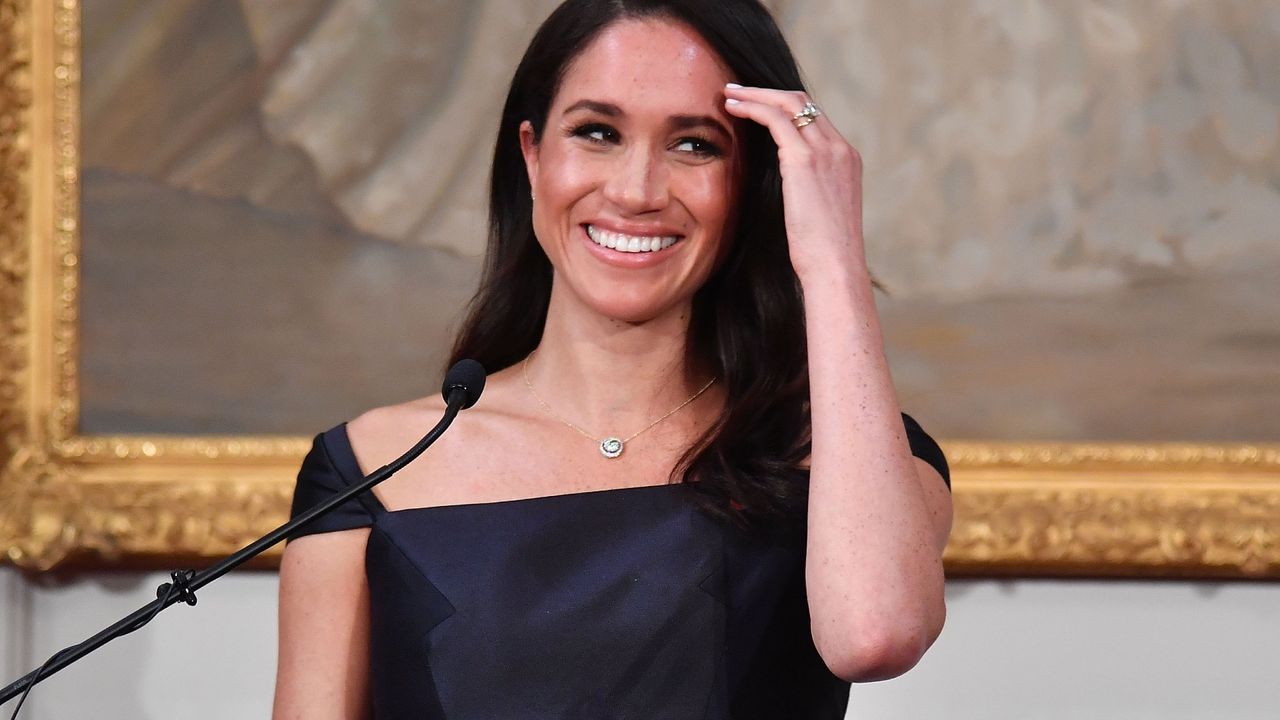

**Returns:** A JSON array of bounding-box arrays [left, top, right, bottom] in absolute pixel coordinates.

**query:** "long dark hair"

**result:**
[[449, 0, 811, 528]]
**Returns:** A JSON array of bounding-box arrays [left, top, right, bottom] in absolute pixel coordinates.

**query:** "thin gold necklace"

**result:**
[[522, 354, 716, 459]]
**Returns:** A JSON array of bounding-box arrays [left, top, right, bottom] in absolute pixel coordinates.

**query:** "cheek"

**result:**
[[535, 145, 601, 204], [677, 166, 735, 236], [530, 147, 596, 255]]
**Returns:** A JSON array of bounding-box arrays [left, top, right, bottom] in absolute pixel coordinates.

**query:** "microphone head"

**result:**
[[441, 359, 486, 409]]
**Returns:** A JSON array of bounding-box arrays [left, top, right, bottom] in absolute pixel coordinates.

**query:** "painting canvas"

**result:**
[[78, 0, 1280, 442]]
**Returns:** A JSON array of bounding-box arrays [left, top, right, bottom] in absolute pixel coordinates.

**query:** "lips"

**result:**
[[585, 224, 682, 254]]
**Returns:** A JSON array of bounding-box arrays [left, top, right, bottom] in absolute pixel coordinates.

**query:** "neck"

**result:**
[[524, 286, 714, 434]]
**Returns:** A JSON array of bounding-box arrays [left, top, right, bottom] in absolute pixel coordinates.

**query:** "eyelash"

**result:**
[[570, 122, 618, 144], [567, 122, 723, 158], [673, 137, 723, 158]]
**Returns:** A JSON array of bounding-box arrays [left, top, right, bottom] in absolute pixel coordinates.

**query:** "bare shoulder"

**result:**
[[340, 368, 535, 507], [349, 366, 528, 446], [345, 395, 450, 469], [348, 395, 447, 440]]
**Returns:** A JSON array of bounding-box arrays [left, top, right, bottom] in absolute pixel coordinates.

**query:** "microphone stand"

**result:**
[[0, 385, 471, 710]]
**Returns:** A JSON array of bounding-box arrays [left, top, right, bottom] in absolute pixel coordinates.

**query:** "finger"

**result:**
[[724, 84, 839, 141], [723, 96, 809, 158], [725, 84, 811, 115], [724, 96, 848, 181]]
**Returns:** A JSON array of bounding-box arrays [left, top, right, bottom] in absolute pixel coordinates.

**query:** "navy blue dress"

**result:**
[[289, 414, 949, 719]]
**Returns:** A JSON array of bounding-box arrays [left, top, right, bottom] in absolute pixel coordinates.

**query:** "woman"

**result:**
[[274, 0, 952, 717]]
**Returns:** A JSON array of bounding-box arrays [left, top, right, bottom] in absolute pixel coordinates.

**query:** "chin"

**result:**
[[593, 299, 673, 325], [583, 287, 687, 325]]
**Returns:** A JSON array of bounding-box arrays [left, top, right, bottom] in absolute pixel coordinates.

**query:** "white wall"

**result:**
[[0, 568, 278, 719], [1, 568, 28, 702], [1, 568, 1277, 719], [845, 580, 1280, 720]]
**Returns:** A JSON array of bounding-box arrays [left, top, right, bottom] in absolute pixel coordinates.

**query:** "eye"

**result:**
[[570, 122, 619, 145], [672, 136, 723, 158]]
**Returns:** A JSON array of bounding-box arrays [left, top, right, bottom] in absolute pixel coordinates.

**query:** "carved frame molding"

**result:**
[[1, 1, 1277, 577]]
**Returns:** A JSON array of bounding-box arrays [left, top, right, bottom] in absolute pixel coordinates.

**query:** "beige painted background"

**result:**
[[79, 0, 1280, 440]]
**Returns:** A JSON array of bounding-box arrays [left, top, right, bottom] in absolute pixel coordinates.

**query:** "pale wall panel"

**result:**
[[0, 568, 26, 693], [845, 580, 1280, 720], [0, 568, 277, 720]]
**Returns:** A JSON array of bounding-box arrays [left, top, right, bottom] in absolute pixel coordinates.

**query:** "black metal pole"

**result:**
[[0, 390, 465, 706]]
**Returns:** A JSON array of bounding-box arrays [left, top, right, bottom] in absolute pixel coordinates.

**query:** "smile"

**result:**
[[585, 225, 681, 254]]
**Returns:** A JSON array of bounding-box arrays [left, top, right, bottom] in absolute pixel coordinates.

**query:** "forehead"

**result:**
[[554, 18, 733, 113]]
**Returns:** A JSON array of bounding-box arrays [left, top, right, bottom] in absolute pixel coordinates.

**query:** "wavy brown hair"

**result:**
[[448, 0, 811, 528]]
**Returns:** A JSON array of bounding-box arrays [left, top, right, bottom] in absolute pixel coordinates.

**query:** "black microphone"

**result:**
[[442, 358, 486, 409], [0, 360, 489, 714]]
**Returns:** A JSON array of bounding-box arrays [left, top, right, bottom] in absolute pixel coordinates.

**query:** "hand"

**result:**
[[723, 84, 867, 284]]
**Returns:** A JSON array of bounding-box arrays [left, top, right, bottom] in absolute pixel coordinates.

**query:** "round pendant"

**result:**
[[599, 437, 624, 459]]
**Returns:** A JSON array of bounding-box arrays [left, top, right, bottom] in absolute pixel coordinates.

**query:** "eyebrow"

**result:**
[[563, 99, 623, 116], [562, 99, 733, 142]]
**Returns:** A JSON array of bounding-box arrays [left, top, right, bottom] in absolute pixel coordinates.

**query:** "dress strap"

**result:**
[[901, 413, 950, 488], [322, 423, 390, 517], [287, 426, 382, 539]]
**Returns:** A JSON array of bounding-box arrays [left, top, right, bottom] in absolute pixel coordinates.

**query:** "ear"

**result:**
[[519, 120, 540, 197]]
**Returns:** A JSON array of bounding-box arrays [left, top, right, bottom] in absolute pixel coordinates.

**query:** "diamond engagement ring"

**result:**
[[791, 101, 821, 129]]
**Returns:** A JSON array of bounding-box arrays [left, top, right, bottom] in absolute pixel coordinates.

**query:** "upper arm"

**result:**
[[273, 530, 373, 720], [913, 457, 953, 553], [900, 412, 952, 552]]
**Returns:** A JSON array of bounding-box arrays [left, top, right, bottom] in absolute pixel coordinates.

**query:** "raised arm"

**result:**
[[724, 83, 952, 683]]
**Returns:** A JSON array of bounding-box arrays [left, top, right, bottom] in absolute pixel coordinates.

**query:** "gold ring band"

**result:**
[[791, 102, 821, 129]]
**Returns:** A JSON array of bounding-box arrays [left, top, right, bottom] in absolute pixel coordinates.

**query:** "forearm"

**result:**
[[801, 265, 946, 682]]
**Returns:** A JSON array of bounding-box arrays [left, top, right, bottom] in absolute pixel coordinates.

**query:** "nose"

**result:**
[[602, 145, 669, 214]]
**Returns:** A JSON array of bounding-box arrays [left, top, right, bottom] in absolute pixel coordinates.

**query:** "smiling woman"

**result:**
[[273, 1, 951, 718], [520, 19, 738, 323]]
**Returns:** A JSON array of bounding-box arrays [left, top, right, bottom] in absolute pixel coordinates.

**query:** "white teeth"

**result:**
[[586, 225, 680, 254]]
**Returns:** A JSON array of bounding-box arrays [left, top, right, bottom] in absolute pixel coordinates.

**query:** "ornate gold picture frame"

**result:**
[[2, 0, 1277, 577]]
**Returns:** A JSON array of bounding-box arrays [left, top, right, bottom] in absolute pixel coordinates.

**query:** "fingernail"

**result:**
[[725, 83, 743, 89], [725, 98, 740, 105]]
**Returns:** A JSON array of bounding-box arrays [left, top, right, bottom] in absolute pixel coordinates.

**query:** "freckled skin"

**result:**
[[519, 19, 742, 325]]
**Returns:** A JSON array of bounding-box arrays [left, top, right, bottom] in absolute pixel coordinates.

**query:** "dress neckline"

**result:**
[[329, 422, 685, 517], [381, 482, 685, 516]]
